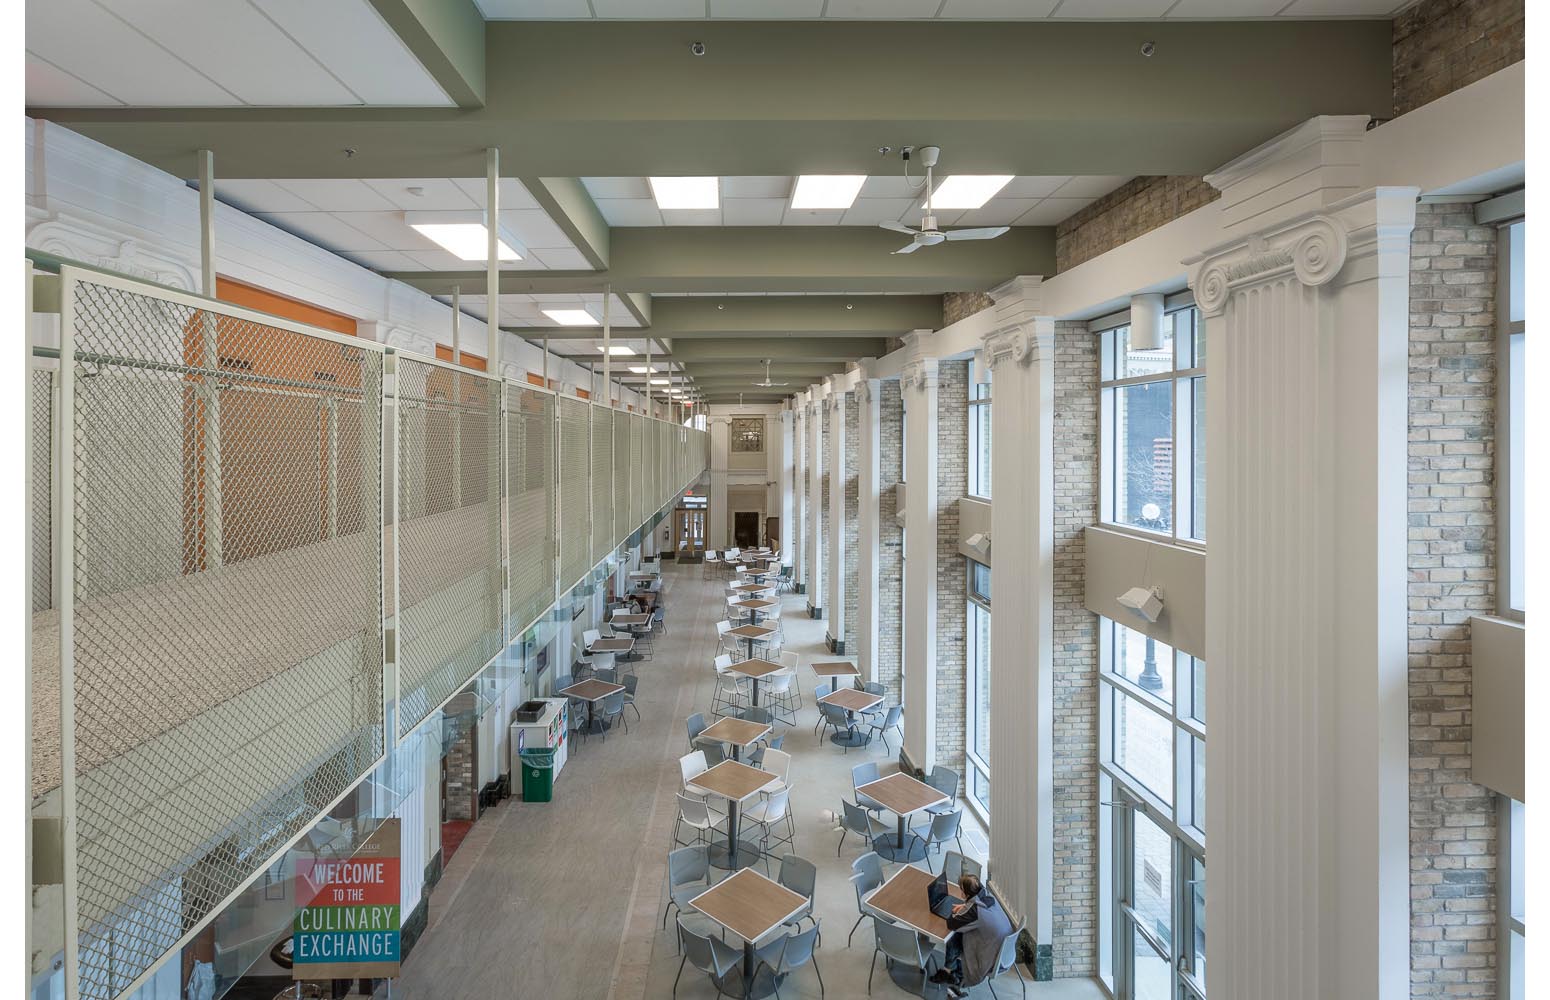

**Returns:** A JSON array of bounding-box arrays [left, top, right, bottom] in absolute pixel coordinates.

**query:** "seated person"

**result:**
[[928, 874, 1012, 998]]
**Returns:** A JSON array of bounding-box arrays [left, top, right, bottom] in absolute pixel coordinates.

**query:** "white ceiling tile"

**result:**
[[331, 211, 432, 249], [26, 0, 240, 106], [532, 292, 586, 303], [721, 176, 793, 198], [259, 212, 390, 252], [1001, 176, 1073, 198], [274, 179, 398, 211], [533, 247, 592, 269], [476, 0, 594, 16], [711, 0, 823, 14], [825, 0, 941, 16], [451, 177, 542, 211], [593, 199, 665, 226], [591, 0, 706, 16], [113, 0, 359, 106], [926, 208, 966, 226], [253, 0, 451, 106], [840, 198, 917, 226], [954, 199, 1043, 226], [1278, 0, 1406, 13], [499, 209, 573, 249], [722, 199, 787, 225], [1048, 0, 1175, 16], [407, 248, 487, 270], [1165, 0, 1286, 14], [780, 207, 845, 226], [345, 250, 428, 272], [1054, 175, 1131, 198], [582, 177, 653, 200], [859, 175, 929, 199], [660, 208, 724, 226], [361, 178, 479, 211], [25, 52, 122, 106], [1014, 198, 1094, 225], [938, 0, 1060, 16], [214, 179, 318, 213]]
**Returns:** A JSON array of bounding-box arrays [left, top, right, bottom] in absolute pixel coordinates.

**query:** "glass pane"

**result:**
[[1189, 734, 1206, 832], [1115, 324, 1175, 379], [1133, 808, 1173, 948], [1191, 376, 1206, 540], [1132, 927, 1171, 1000], [1191, 307, 1206, 369], [971, 762, 991, 813], [970, 401, 992, 497], [1112, 621, 1173, 704], [1191, 856, 1206, 984], [970, 560, 991, 602], [971, 602, 992, 765], [1509, 332, 1524, 611], [1112, 690, 1173, 804], [1113, 381, 1173, 532], [1188, 657, 1205, 725]]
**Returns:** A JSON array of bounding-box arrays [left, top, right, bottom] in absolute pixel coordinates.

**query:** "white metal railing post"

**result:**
[[58, 268, 80, 1000], [197, 149, 222, 569], [485, 147, 500, 372]]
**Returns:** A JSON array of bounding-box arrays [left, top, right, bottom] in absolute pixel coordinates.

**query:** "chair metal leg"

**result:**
[[673, 955, 686, 996], [836, 829, 846, 856], [848, 913, 865, 948], [867, 950, 878, 993], [813, 956, 825, 997]]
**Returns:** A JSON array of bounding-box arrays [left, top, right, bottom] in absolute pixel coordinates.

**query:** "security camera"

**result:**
[[1140, 40, 1156, 57], [690, 41, 706, 56]]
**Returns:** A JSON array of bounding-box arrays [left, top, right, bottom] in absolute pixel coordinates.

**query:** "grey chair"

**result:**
[[924, 765, 960, 816], [686, 712, 708, 749], [988, 920, 1030, 999], [848, 853, 887, 948], [852, 762, 883, 812], [700, 742, 727, 767], [811, 683, 834, 733], [675, 920, 741, 998], [859, 681, 886, 723], [661, 846, 712, 935], [756, 922, 824, 999], [838, 800, 891, 857], [622, 674, 641, 721], [553, 673, 575, 694], [869, 917, 935, 994], [740, 706, 774, 726], [817, 702, 851, 745], [909, 809, 965, 862], [864, 705, 904, 753], [776, 855, 820, 940], [943, 850, 983, 886], [595, 667, 619, 684], [599, 691, 627, 738]]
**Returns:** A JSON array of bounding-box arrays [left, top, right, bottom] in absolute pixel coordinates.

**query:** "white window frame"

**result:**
[[968, 357, 992, 500], [1494, 214, 1525, 618], [964, 558, 992, 824]]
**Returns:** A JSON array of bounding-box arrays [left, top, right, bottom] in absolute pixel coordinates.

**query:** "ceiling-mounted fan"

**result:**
[[753, 359, 790, 388], [879, 145, 1009, 255]]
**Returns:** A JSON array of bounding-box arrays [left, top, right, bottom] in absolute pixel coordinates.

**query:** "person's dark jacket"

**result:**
[[945, 889, 1012, 985]]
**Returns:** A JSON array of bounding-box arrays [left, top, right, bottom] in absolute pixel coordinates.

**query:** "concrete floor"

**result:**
[[394, 563, 1107, 1000]]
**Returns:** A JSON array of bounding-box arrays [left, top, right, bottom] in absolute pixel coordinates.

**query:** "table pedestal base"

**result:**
[[708, 838, 766, 871], [887, 959, 948, 999], [830, 729, 871, 748]]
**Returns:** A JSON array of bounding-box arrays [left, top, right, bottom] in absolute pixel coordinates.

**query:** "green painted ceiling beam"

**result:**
[[500, 294, 938, 339], [667, 337, 888, 364], [522, 175, 611, 270], [391, 226, 1053, 296], [365, 0, 485, 109], [34, 20, 1391, 180]]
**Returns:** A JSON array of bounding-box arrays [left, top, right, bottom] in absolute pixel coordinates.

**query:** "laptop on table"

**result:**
[[927, 870, 957, 919]]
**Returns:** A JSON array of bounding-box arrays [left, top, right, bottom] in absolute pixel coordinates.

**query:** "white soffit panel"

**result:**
[[253, 0, 453, 106], [1048, 0, 1175, 17], [25, 53, 122, 107]]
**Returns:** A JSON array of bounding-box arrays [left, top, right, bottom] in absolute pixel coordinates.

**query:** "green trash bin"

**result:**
[[520, 749, 556, 802]]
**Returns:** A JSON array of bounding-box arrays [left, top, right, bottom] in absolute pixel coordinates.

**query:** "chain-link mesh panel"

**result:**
[[395, 356, 501, 738], [590, 404, 613, 564], [613, 410, 630, 544], [61, 275, 385, 1000], [557, 397, 590, 592], [629, 414, 644, 532], [31, 367, 54, 615], [506, 386, 555, 637]]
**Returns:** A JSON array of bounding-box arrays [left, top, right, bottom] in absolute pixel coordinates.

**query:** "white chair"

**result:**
[[742, 789, 794, 872], [703, 550, 721, 579], [672, 792, 724, 847], [712, 654, 748, 715], [765, 672, 796, 724], [760, 748, 792, 796], [679, 750, 709, 797], [779, 651, 804, 710], [583, 628, 601, 648]]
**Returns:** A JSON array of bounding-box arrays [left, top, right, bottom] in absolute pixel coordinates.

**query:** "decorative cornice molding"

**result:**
[[1189, 213, 1350, 318], [857, 377, 879, 403], [28, 212, 198, 292], [900, 356, 939, 392], [980, 319, 1054, 370]]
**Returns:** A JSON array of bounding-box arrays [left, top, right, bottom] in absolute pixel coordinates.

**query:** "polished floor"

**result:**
[[395, 563, 1106, 1000]]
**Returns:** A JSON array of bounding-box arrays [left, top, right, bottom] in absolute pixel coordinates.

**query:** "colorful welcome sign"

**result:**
[[293, 818, 401, 980]]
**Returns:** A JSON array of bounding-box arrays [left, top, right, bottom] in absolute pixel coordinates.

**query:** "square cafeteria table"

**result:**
[[727, 623, 776, 660], [855, 772, 950, 862], [587, 635, 638, 663], [810, 660, 860, 679], [725, 657, 786, 710], [556, 678, 626, 735], [817, 687, 883, 748], [689, 868, 809, 999], [731, 583, 772, 596], [864, 864, 965, 997], [697, 717, 773, 762], [732, 598, 778, 624], [686, 760, 777, 871]]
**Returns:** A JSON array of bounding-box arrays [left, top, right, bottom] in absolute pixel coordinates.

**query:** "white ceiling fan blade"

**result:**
[[944, 226, 1010, 241], [878, 220, 918, 235], [892, 241, 923, 255]]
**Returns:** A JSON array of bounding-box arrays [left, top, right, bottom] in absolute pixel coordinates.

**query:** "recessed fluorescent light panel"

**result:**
[[405, 211, 523, 261], [926, 175, 1014, 210], [542, 309, 597, 326], [629, 365, 659, 374], [649, 176, 719, 210], [649, 378, 670, 385], [791, 175, 867, 210], [599, 345, 637, 356]]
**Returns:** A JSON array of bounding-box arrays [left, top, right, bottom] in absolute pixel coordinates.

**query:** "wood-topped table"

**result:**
[[686, 760, 777, 871], [864, 865, 965, 997], [610, 612, 651, 627], [556, 679, 626, 736], [727, 623, 776, 660], [810, 660, 860, 679], [817, 687, 884, 748], [690, 868, 809, 1000], [587, 635, 638, 663], [855, 772, 950, 862], [731, 583, 773, 596], [732, 597, 778, 625], [727, 657, 786, 709], [697, 717, 773, 762]]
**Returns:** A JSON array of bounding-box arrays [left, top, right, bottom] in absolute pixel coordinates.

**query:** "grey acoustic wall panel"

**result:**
[[557, 396, 591, 592], [590, 404, 612, 564]]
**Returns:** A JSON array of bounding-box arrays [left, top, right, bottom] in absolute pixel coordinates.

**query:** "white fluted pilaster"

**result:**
[[901, 332, 940, 771], [778, 409, 795, 563], [856, 374, 882, 681], [792, 395, 807, 592], [826, 377, 849, 647], [806, 394, 825, 616]]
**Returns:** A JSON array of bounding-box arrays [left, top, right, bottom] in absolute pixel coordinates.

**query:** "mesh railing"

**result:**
[[394, 355, 502, 738], [59, 270, 385, 1000], [613, 410, 630, 545], [506, 384, 555, 637], [31, 366, 53, 614], [590, 404, 613, 564], [557, 397, 590, 592], [630, 413, 644, 532]]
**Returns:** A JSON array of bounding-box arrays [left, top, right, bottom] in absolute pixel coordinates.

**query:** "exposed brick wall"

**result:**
[[1052, 321, 1100, 978], [934, 361, 970, 769], [1055, 177, 1220, 273], [843, 394, 859, 647], [943, 291, 994, 326], [1394, 0, 1525, 117], [1408, 201, 1499, 999], [444, 730, 476, 822], [877, 381, 905, 703]]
